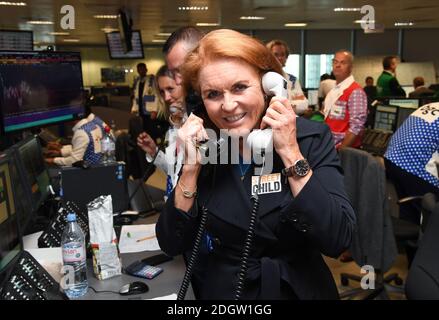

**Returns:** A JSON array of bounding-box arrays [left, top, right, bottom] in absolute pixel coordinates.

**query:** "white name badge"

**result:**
[[251, 173, 282, 196]]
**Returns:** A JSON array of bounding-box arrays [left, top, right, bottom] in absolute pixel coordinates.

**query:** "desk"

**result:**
[[25, 213, 194, 300], [80, 252, 192, 300]]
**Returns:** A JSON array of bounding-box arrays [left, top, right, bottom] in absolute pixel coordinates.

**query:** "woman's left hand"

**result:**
[[260, 96, 301, 161]]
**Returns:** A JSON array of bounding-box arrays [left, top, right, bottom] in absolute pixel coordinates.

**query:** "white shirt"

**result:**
[[284, 73, 309, 115], [323, 75, 355, 118], [131, 75, 159, 114], [54, 114, 103, 166], [318, 79, 337, 99]]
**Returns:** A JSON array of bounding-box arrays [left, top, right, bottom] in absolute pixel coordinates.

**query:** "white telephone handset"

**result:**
[[246, 72, 288, 154]]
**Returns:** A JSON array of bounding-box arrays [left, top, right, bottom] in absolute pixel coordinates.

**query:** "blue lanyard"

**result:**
[[236, 156, 251, 177]]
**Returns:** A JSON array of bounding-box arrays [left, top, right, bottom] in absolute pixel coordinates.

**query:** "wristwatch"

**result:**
[[281, 159, 311, 178]]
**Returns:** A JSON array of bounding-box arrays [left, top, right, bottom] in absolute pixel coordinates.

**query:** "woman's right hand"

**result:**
[[177, 113, 209, 168], [137, 132, 157, 157]]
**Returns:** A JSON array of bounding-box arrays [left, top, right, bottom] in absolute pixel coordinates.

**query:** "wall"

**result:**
[[61, 28, 439, 88], [58, 45, 165, 87]]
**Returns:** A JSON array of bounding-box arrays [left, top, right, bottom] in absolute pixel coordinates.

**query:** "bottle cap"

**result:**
[[67, 213, 77, 222], [105, 125, 111, 133]]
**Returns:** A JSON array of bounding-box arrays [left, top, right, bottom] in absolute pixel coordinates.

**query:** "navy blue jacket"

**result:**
[[156, 117, 356, 300]]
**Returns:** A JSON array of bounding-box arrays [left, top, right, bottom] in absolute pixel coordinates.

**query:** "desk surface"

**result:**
[[26, 212, 194, 300], [80, 251, 192, 300]]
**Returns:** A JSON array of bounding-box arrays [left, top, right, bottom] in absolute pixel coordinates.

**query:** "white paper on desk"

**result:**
[[118, 224, 160, 253], [148, 293, 177, 300]]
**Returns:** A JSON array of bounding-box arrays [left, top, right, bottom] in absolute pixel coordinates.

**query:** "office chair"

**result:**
[[405, 200, 439, 299], [338, 148, 401, 300]]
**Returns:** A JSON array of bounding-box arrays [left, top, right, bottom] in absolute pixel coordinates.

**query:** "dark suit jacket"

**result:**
[[156, 118, 356, 300], [409, 87, 435, 98]]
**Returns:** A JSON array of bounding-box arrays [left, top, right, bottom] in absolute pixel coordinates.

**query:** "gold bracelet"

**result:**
[[178, 179, 197, 199]]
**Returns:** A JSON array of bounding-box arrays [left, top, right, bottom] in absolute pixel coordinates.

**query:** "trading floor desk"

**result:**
[[25, 213, 194, 300]]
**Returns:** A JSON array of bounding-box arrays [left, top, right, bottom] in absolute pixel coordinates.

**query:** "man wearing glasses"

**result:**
[[323, 50, 367, 150]]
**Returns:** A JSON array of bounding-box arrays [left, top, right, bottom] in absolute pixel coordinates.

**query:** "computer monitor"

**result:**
[[396, 106, 418, 129], [101, 68, 126, 83], [13, 136, 50, 212], [0, 30, 33, 51], [61, 162, 129, 214], [306, 89, 319, 107], [388, 98, 419, 110], [0, 149, 33, 232], [402, 86, 415, 97], [106, 30, 144, 59], [374, 105, 398, 132], [0, 51, 85, 134], [0, 154, 22, 284]]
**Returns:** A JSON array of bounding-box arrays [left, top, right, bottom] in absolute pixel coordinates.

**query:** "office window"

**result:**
[[283, 54, 301, 81], [305, 54, 334, 88]]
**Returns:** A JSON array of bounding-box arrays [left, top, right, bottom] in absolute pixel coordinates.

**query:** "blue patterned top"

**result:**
[[385, 103, 439, 188]]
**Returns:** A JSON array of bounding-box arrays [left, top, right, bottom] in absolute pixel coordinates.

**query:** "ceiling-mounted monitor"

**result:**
[[106, 30, 144, 59], [0, 30, 33, 51]]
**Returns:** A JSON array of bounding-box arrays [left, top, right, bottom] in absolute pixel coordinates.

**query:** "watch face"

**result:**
[[294, 159, 310, 177]]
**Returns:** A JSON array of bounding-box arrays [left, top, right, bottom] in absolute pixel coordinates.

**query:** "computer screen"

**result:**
[[0, 154, 22, 277], [106, 30, 144, 59], [388, 98, 419, 109], [374, 105, 398, 132], [13, 136, 50, 211], [0, 30, 33, 51], [101, 68, 126, 83], [0, 149, 33, 232], [0, 51, 85, 133]]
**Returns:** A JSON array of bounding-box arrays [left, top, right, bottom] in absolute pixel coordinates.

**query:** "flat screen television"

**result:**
[[0, 30, 33, 51], [101, 68, 126, 83], [0, 51, 85, 134], [106, 30, 144, 59]]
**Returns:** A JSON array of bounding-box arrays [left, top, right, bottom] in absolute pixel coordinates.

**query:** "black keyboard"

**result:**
[[0, 251, 66, 300], [38, 201, 89, 248]]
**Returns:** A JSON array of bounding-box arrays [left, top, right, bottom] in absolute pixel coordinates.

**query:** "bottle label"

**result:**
[[62, 243, 85, 263]]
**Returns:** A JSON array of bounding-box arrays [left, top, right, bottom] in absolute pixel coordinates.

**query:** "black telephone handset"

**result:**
[[246, 72, 288, 155]]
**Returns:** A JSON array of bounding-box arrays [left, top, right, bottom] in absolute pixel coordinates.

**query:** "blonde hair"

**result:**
[[182, 29, 283, 94], [266, 39, 290, 56], [155, 65, 175, 120]]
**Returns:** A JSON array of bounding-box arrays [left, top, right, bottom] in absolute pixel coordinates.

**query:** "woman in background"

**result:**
[[137, 65, 187, 198]]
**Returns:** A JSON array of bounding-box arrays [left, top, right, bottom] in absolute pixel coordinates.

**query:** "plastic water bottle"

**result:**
[[61, 213, 88, 298], [101, 125, 116, 164]]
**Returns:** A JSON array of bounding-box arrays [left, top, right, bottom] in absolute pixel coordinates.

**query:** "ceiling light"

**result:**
[[63, 38, 80, 42], [334, 7, 361, 12], [395, 22, 414, 26], [196, 23, 219, 27], [152, 39, 166, 43], [101, 27, 119, 33], [178, 6, 208, 11], [156, 33, 172, 36], [0, 1, 26, 5], [27, 20, 54, 25], [354, 20, 376, 24], [240, 16, 266, 20], [93, 15, 118, 19], [48, 32, 70, 36], [284, 23, 307, 27]]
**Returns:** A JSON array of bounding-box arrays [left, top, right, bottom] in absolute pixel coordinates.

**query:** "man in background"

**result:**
[[377, 56, 406, 98], [409, 76, 435, 98], [44, 110, 106, 166], [324, 50, 367, 150], [131, 63, 162, 140], [364, 76, 378, 128], [266, 39, 309, 115]]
